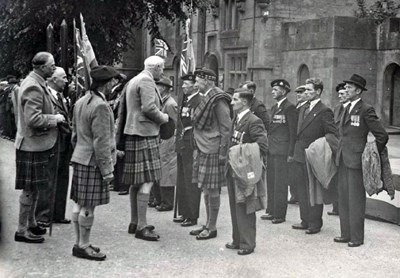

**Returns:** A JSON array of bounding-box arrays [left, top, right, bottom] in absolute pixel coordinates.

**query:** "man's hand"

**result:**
[[102, 173, 114, 187], [287, 156, 294, 163], [117, 150, 125, 159], [55, 114, 66, 123]]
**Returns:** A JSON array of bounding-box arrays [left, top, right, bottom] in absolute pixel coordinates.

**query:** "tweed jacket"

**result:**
[[71, 91, 117, 177], [336, 99, 388, 169], [123, 70, 168, 137], [192, 88, 232, 155], [293, 100, 338, 164], [250, 97, 270, 132], [15, 71, 58, 152], [268, 98, 298, 157]]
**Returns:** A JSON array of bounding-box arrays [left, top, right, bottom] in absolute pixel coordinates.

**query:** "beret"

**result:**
[[156, 77, 173, 88], [194, 67, 217, 82], [335, 82, 346, 92], [271, 79, 291, 91], [90, 66, 120, 82], [181, 74, 195, 82]]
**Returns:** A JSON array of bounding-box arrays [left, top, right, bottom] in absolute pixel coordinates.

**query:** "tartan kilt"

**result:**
[[15, 148, 53, 191], [122, 135, 161, 187], [70, 163, 110, 207], [192, 150, 226, 189]]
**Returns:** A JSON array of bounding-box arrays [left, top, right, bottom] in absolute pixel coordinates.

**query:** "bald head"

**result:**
[[48, 66, 67, 92]]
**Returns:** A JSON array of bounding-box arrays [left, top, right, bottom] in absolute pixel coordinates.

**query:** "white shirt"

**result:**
[[342, 101, 350, 108], [201, 88, 212, 97], [187, 91, 199, 102], [49, 87, 59, 100], [309, 98, 321, 111], [276, 97, 287, 108], [237, 108, 250, 124], [349, 98, 361, 113], [297, 101, 307, 109]]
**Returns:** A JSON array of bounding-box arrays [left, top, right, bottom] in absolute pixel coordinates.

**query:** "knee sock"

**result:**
[[208, 195, 221, 231], [78, 212, 94, 249], [129, 185, 138, 224], [137, 192, 150, 230], [204, 194, 210, 228], [72, 211, 80, 245]]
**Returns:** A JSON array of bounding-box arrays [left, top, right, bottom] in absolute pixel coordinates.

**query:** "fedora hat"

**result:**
[[343, 74, 367, 91]]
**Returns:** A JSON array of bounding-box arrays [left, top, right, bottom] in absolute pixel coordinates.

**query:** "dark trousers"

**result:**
[[293, 161, 323, 229], [227, 175, 256, 250], [53, 148, 70, 221], [176, 150, 201, 220], [331, 173, 339, 213], [338, 161, 365, 243], [150, 181, 161, 205], [267, 154, 288, 219], [113, 157, 129, 192], [152, 182, 174, 207]]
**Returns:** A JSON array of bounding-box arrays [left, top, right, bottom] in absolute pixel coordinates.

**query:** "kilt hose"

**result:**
[[192, 150, 226, 190], [71, 163, 110, 207], [122, 135, 161, 187]]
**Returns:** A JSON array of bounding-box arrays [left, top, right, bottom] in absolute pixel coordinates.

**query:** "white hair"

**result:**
[[144, 55, 165, 70], [52, 66, 66, 77]]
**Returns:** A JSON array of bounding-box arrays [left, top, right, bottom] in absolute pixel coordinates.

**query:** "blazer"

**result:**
[[71, 91, 116, 177], [15, 71, 58, 152], [336, 99, 388, 169], [192, 88, 232, 155], [123, 70, 168, 137], [250, 97, 270, 132], [268, 99, 298, 157], [293, 100, 338, 163]]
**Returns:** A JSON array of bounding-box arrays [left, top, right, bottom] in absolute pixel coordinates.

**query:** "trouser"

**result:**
[[227, 174, 256, 250], [160, 186, 175, 207], [293, 161, 323, 229], [113, 156, 130, 192], [53, 148, 70, 220], [150, 181, 162, 205], [176, 150, 201, 220], [338, 161, 365, 243], [17, 189, 39, 233], [267, 154, 289, 219]]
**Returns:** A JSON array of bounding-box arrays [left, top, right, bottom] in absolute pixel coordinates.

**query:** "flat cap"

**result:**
[[194, 68, 217, 82], [156, 77, 173, 88], [181, 74, 195, 82], [271, 79, 291, 91], [90, 66, 120, 82]]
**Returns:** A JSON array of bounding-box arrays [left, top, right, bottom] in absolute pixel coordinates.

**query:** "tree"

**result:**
[[0, 0, 211, 77], [355, 0, 400, 24]]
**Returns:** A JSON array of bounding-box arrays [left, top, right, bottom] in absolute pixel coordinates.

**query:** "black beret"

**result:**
[[7, 75, 18, 84], [271, 79, 291, 91], [336, 82, 346, 92], [181, 74, 195, 82], [90, 66, 120, 82], [160, 117, 175, 140], [156, 77, 173, 88], [194, 67, 217, 82]]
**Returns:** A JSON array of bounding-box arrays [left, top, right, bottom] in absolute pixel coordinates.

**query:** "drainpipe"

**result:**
[[251, 2, 256, 80]]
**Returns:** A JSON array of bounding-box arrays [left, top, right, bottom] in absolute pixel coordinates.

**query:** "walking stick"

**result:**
[[173, 185, 178, 219], [49, 133, 61, 236]]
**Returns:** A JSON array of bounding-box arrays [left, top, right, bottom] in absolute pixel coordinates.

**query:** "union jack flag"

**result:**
[[154, 38, 169, 58], [180, 18, 196, 76]]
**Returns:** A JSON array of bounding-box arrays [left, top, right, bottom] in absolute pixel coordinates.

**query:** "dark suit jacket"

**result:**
[[268, 99, 298, 157], [336, 99, 388, 169], [230, 111, 268, 156], [250, 97, 270, 132], [293, 100, 338, 163]]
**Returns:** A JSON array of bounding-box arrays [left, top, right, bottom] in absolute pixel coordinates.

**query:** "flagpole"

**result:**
[[73, 19, 78, 104]]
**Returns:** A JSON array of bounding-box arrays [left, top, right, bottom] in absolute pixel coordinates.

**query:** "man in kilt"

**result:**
[[14, 52, 65, 243], [70, 66, 120, 261], [190, 68, 232, 240], [120, 56, 169, 241]]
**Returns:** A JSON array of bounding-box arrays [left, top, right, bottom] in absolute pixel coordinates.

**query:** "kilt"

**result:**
[[122, 135, 161, 187], [15, 148, 54, 191], [70, 163, 110, 207], [192, 150, 226, 189]]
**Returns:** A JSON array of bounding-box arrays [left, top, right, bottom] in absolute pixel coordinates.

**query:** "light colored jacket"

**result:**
[[15, 71, 58, 152], [71, 91, 116, 177], [123, 70, 168, 137]]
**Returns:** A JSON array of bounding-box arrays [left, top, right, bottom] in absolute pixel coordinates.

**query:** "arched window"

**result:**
[[383, 63, 400, 127], [297, 64, 310, 86]]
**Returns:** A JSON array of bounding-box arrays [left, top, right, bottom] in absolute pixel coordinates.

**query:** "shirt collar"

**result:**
[[187, 91, 199, 102], [237, 108, 250, 123], [201, 88, 212, 97], [297, 101, 307, 108], [49, 87, 58, 99], [276, 97, 287, 108], [349, 98, 361, 112], [309, 98, 320, 111], [342, 101, 350, 108]]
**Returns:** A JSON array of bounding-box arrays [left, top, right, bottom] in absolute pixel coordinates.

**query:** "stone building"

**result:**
[[122, 0, 400, 127]]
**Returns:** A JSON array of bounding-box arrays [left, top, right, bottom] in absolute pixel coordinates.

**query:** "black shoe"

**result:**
[[327, 211, 339, 216], [14, 232, 44, 244], [53, 218, 71, 224], [189, 226, 206, 236], [260, 213, 274, 220], [29, 225, 47, 235], [271, 218, 285, 224], [237, 249, 254, 255], [148, 201, 159, 208], [156, 204, 173, 211], [118, 191, 129, 195], [73, 245, 106, 261], [135, 226, 160, 241], [292, 223, 308, 230], [196, 229, 217, 240], [181, 219, 197, 227], [305, 228, 321, 235], [348, 241, 363, 247], [73, 244, 100, 254], [128, 223, 137, 234], [173, 216, 185, 223], [225, 242, 240, 250], [334, 237, 350, 243]]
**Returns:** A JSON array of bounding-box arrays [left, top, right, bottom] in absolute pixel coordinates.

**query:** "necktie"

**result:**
[[303, 101, 311, 119], [341, 104, 350, 126]]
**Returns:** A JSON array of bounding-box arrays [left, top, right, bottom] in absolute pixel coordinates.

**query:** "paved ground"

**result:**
[[1, 137, 400, 278]]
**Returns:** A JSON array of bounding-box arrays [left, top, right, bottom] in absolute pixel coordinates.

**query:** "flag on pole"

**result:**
[[73, 19, 87, 98], [154, 38, 169, 58], [80, 13, 98, 69], [181, 18, 196, 76]]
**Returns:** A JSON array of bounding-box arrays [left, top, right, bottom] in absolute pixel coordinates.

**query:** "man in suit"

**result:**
[[292, 78, 337, 234], [174, 73, 202, 227], [35, 67, 72, 225], [70, 65, 120, 261], [190, 68, 232, 240], [334, 74, 388, 247], [226, 88, 268, 255], [120, 56, 169, 241], [260, 79, 297, 223], [240, 81, 270, 132], [14, 52, 65, 243], [328, 83, 350, 216]]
